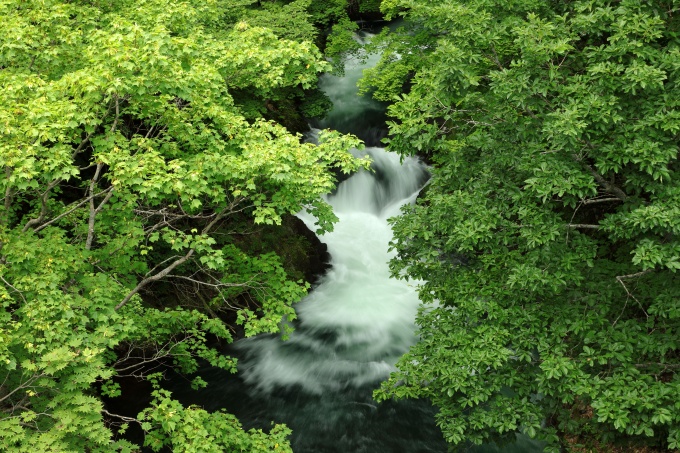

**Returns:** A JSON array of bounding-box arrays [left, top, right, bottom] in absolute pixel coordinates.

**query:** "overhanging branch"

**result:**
[[115, 207, 230, 311]]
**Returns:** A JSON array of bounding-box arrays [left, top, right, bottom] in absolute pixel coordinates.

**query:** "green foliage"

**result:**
[[325, 17, 363, 75], [306, 0, 350, 26], [0, 0, 366, 451], [356, 0, 382, 14], [299, 89, 334, 119], [368, 0, 680, 451], [139, 383, 293, 452], [246, 0, 318, 43]]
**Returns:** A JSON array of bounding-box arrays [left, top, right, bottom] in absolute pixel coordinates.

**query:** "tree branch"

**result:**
[[32, 186, 114, 233], [573, 143, 628, 201], [567, 224, 600, 229], [115, 207, 230, 311], [85, 163, 114, 250], [115, 249, 195, 311], [72, 131, 95, 159], [584, 162, 628, 201], [487, 42, 505, 70], [616, 269, 654, 280], [101, 408, 140, 425], [3, 167, 13, 224], [0, 373, 45, 404], [166, 274, 251, 289], [0, 275, 26, 303], [22, 180, 62, 233], [633, 363, 680, 369], [582, 197, 622, 205], [615, 271, 650, 320], [71, 98, 117, 159]]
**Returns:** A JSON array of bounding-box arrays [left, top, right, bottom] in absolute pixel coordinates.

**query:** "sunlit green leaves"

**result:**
[[0, 0, 362, 451]]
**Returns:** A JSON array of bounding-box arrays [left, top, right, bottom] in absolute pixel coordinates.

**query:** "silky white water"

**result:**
[[236, 29, 430, 395], [237, 145, 428, 395], [170, 27, 543, 453]]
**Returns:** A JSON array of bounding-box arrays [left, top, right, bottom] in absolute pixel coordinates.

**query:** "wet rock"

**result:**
[[285, 215, 331, 287]]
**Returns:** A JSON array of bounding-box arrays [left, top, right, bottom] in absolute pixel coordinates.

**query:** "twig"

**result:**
[[101, 409, 141, 425], [33, 186, 114, 233], [581, 197, 622, 205], [614, 270, 652, 322], [85, 164, 114, 250], [115, 208, 230, 311], [0, 275, 27, 303], [616, 269, 653, 280], [115, 249, 195, 311], [22, 180, 61, 233], [488, 42, 504, 70], [166, 275, 251, 289], [567, 224, 600, 229]]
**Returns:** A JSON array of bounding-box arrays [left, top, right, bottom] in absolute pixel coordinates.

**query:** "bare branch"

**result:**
[[142, 255, 183, 278], [33, 186, 114, 233], [22, 180, 62, 233], [115, 207, 230, 311], [633, 363, 680, 369], [617, 269, 654, 280], [115, 249, 195, 311], [582, 197, 622, 205], [584, 163, 628, 201], [101, 409, 140, 425], [85, 163, 112, 250], [0, 275, 26, 304], [166, 274, 251, 289], [616, 272, 650, 320], [136, 195, 249, 236], [567, 223, 600, 229], [113, 336, 194, 373], [72, 131, 95, 159], [0, 373, 45, 404]]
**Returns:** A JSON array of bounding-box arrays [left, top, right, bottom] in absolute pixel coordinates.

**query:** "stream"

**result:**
[[170, 30, 543, 453]]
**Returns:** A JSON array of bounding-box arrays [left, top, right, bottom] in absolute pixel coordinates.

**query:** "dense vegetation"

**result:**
[[3, 0, 679, 451], [0, 0, 377, 451], [364, 0, 680, 451]]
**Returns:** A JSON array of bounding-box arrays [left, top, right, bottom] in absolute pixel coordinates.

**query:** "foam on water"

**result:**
[[169, 26, 543, 453], [238, 145, 428, 395]]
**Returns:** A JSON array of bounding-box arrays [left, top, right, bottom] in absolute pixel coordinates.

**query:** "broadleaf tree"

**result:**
[[0, 0, 367, 451], [365, 0, 680, 451]]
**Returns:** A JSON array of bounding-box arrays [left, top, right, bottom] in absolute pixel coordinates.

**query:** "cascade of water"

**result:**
[[232, 29, 431, 398], [237, 144, 429, 396], [170, 28, 543, 453], [169, 32, 450, 453]]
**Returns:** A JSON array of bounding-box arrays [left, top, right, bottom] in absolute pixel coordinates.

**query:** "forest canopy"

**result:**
[[2, 0, 680, 452], [365, 0, 680, 451], [0, 0, 371, 451]]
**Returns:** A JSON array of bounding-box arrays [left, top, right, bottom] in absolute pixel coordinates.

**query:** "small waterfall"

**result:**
[[237, 144, 429, 396], [169, 27, 543, 453], [211, 30, 450, 452]]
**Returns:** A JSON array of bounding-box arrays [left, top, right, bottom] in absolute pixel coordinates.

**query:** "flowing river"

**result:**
[[171, 31, 543, 453]]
